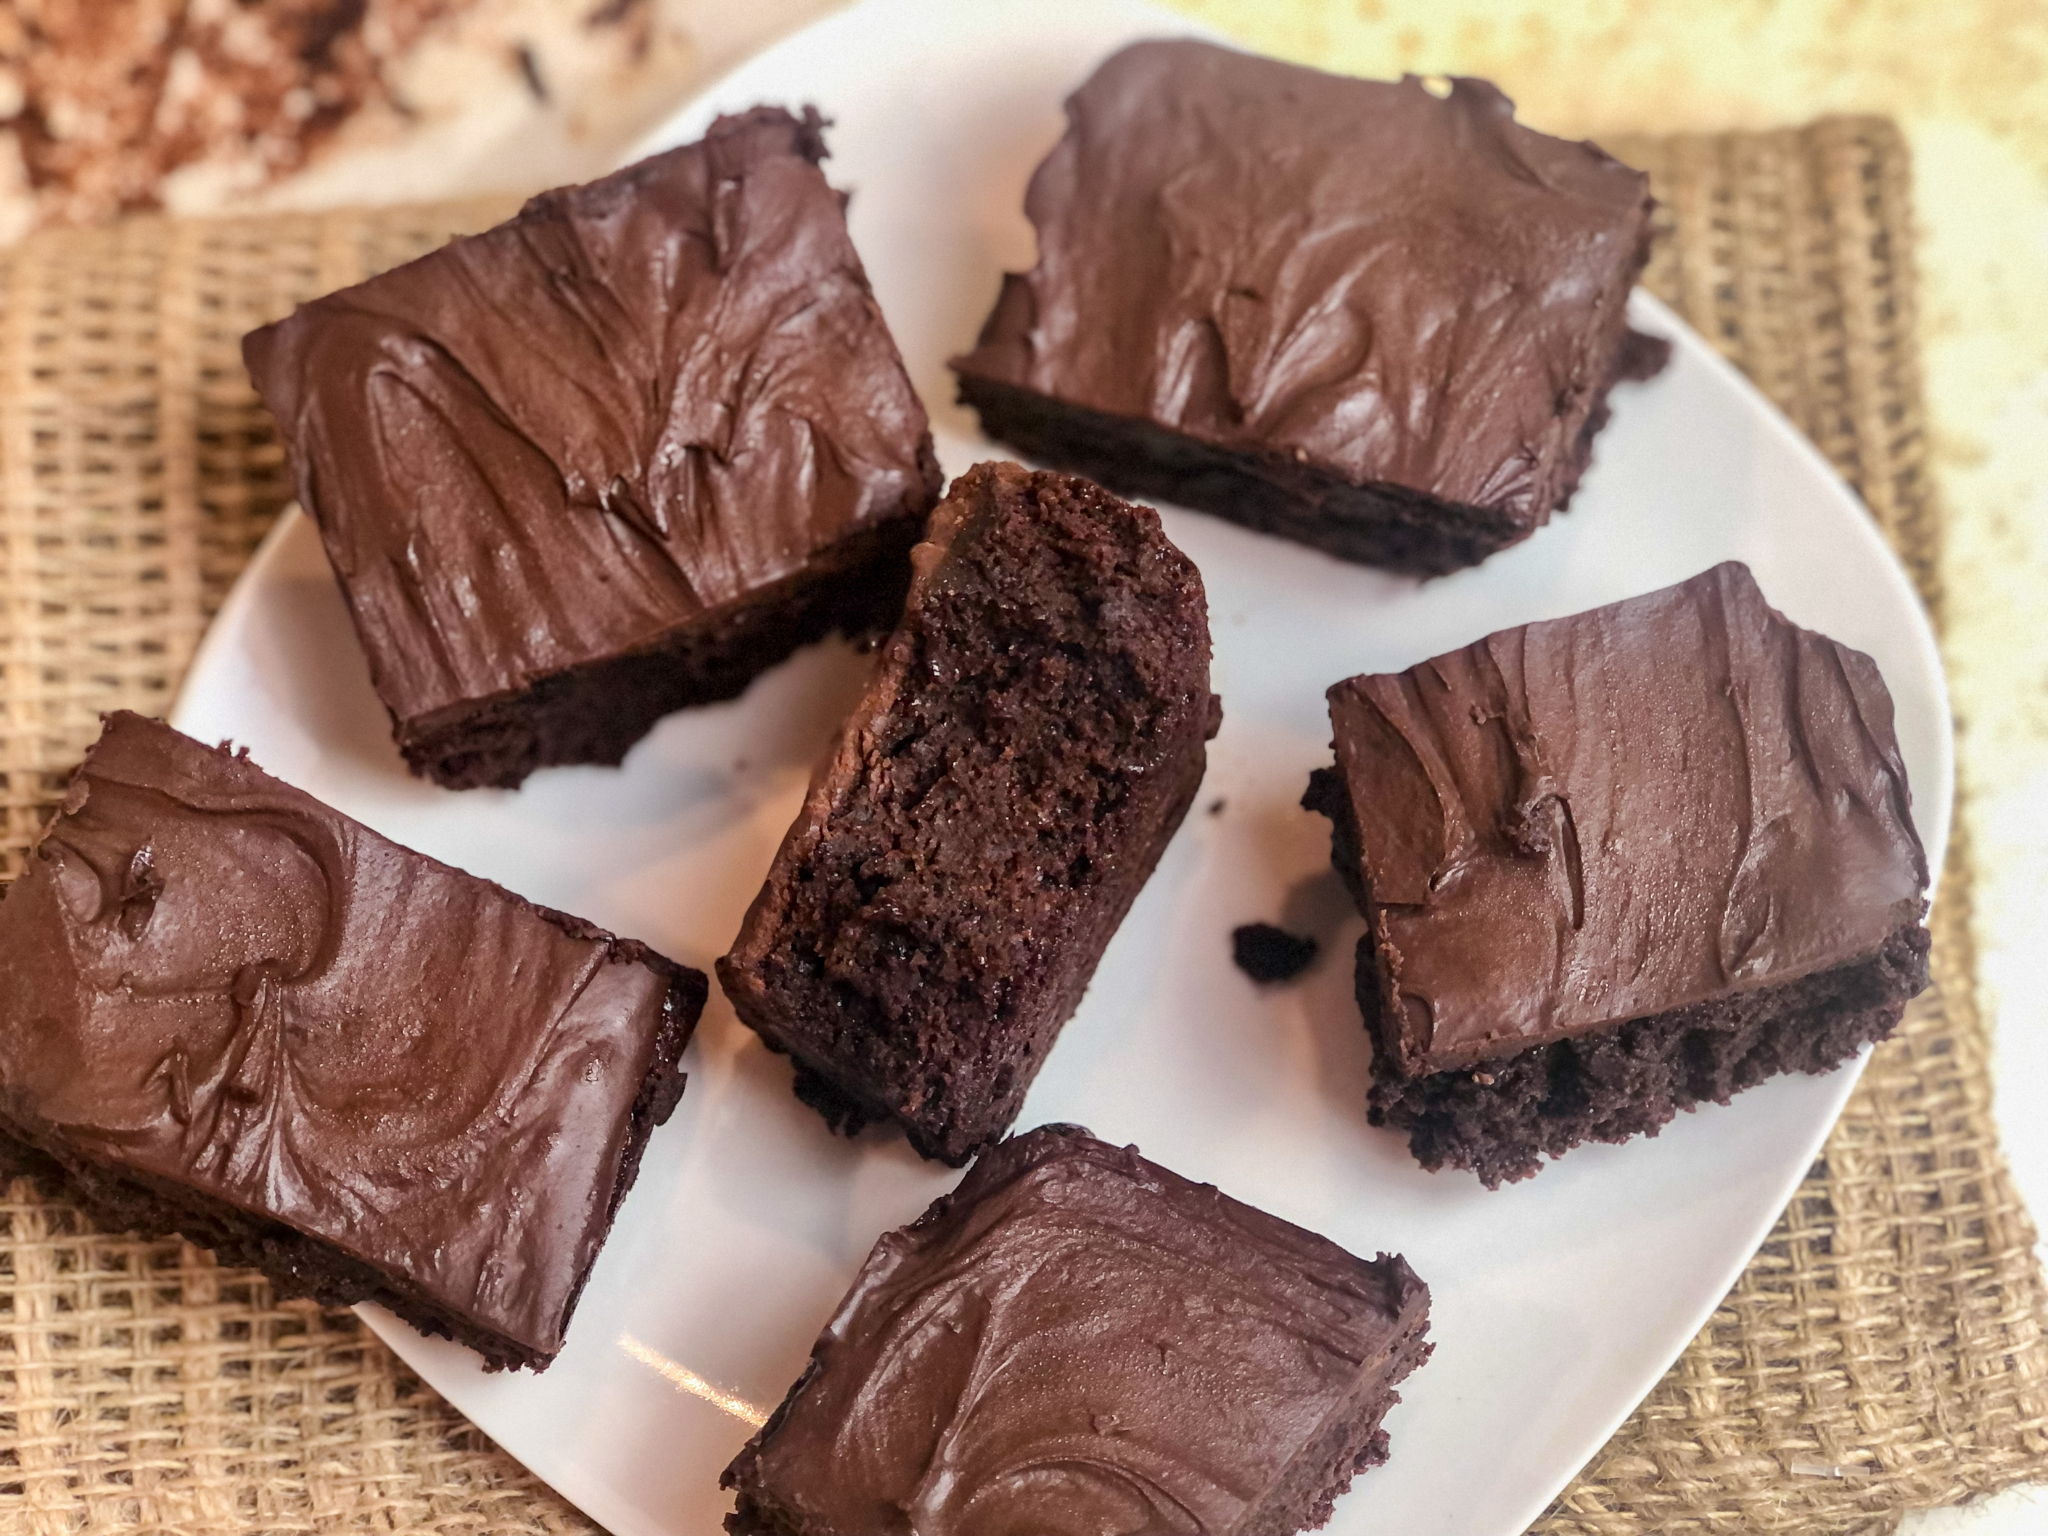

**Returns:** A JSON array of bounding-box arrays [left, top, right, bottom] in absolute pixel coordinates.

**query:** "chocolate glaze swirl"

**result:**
[[1322, 563, 1929, 1074], [952, 40, 1655, 525], [0, 714, 695, 1359], [725, 1126, 1430, 1535], [243, 106, 939, 726]]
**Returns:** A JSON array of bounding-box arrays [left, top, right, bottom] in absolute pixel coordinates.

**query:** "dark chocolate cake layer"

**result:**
[[1306, 562, 1931, 1184], [719, 463, 1218, 1166], [1346, 922, 1930, 1189], [0, 713, 705, 1370], [722, 1125, 1432, 1536], [245, 106, 941, 790], [951, 40, 1662, 576]]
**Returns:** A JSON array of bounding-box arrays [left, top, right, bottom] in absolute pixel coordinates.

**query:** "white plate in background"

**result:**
[[175, 1, 1953, 1531]]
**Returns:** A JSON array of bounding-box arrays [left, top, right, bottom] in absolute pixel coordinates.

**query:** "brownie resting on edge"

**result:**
[[952, 39, 1666, 576], [723, 1125, 1432, 1536], [0, 713, 706, 1371], [719, 463, 1219, 1165], [1305, 562, 1931, 1186], [244, 106, 941, 790]]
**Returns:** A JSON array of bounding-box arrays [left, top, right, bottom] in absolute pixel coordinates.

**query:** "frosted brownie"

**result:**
[[723, 1125, 1432, 1536], [0, 713, 704, 1369], [1305, 563, 1931, 1184], [245, 106, 940, 789], [953, 40, 1665, 575]]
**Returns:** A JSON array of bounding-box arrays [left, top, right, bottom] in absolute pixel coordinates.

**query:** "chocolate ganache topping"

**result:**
[[242, 106, 939, 727], [724, 1125, 1430, 1535], [1323, 563, 1929, 1075], [0, 714, 698, 1359], [952, 39, 1655, 522]]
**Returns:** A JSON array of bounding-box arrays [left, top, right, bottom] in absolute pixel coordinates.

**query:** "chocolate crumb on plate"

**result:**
[[1233, 922, 1319, 983]]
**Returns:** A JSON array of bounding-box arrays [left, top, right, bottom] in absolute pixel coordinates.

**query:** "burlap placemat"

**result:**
[[1, 118, 2043, 1536]]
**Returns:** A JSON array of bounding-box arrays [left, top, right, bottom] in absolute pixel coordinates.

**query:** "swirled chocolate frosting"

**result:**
[[0, 713, 702, 1367], [243, 106, 938, 730], [952, 39, 1656, 533], [1320, 563, 1929, 1075], [723, 1125, 1431, 1536]]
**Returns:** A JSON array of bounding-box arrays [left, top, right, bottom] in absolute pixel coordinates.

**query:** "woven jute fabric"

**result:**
[[0, 119, 2042, 1536]]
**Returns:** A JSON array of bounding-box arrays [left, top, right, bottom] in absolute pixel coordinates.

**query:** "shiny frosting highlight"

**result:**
[[730, 1126, 1428, 1535], [952, 39, 1654, 518], [1326, 562, 1929, 1073], [0, 714, 689, 1357], [244, 106, 937, 724]]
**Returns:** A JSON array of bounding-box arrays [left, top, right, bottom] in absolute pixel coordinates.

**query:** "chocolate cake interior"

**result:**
[[720, 464, 1217, 1165]]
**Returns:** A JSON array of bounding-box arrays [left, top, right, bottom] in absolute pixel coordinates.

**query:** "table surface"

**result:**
[[31, 0, 2048, 1529]]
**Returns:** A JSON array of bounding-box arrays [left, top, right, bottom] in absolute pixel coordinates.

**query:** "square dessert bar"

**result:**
[[0, 713, 706, 1370], [244, 106, 941, 790], [723, 1125, 1432, 1536], [1305, 562, 1931, 1186], [720, 463, 1219, 1165], [952, 39, 1666, 576]]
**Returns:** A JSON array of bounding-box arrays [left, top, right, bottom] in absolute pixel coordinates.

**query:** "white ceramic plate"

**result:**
[[173, 1, 1953, 1531]]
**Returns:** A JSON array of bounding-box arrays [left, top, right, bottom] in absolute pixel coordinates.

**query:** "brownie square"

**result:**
[[1304, 562, 1932, 1185], [0, 713, 707, 1370], [951, 40, 1666, 576], [719, 463, 1220, 1165], [244, 106, 941, 790], [722, 1125, 1432, 1536]]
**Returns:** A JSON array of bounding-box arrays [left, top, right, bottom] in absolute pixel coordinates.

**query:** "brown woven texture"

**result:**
[[0, 118, 2043, 1536]]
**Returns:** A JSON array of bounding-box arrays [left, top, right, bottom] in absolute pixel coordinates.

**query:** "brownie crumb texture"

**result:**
[[1367, 922, 1931, 1187], [720, 463, 1216, 1166], [1233, 922, 1318, 983]]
